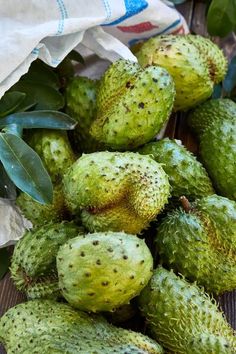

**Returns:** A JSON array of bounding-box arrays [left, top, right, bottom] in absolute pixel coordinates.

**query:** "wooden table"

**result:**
[[1, 2, 236, 353]]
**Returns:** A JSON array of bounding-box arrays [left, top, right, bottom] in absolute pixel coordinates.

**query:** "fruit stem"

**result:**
[[179, 196, 192, 213]]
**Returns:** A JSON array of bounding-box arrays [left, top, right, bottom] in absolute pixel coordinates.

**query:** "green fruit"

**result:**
[[16, 184, 66, 227], [135, 35, 227, 111], [57, 231, 153, 312], [65, 76, 103, 152], [28, 129, 76, 183], [138, 138, 214, 199], [188, 99, 236, 200], [11, 221, 81, 299], [139, 266, 236, 354], [90, 59, 175, 150], [0, 300, 164, 353], [104, 303, 137, 324], [63, 151, 170, 234], [155, 194, 236, 294]]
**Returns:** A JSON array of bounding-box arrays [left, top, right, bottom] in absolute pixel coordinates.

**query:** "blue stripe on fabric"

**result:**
[[31, 48, 39, 55], [128, 18, 182, 46], [101, 0, 112, 23], [56, 0, 68, 35], [103, 0, 148, 26]]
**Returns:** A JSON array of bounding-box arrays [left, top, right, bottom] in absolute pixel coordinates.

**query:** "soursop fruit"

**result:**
[[65, 76, 103, 152], [154, 194, 236, 294], [188, 99, 236, 200], [138, 138, 214, 199], [63, 151, 170, 234], [139, 266, 236, 354], [0, 300, 163, 354], [135, 34, 227, 111], [28, 129, 76, 183], [90, 59, 175, 150], [11, 221, 81, 299], [57, 231, 153, 312], [16, 184, 66, 227]]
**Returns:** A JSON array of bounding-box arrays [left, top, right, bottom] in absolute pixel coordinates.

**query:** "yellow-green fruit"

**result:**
[[155, 194, 236, 294], [65, 76, 103, 153], [10, 221, 80, 299], [135, 34, 227, 111], [90, 59, 175, 150], [139, 267, 236, 354], [0, 300, 163, 353], [16, 184, 66, 227], [63, 151, 170, 234], [28, 129, 76, 183], [57, 232, 153, 312]]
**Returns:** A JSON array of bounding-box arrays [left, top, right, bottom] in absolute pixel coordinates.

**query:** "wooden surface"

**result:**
[[0, 2, 236, 353]]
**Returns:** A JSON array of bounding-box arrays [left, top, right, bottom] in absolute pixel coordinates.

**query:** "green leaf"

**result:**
[[0, 162, 16, 199], [10, 81, 64, 110], [67, 50, 85, 64], [0, 92, 26, 117], [0, 111, 76, 130], [0, 248, 10, 279], [207, 0, 236, 37], [0, 133, 53, 204], [223, 56, 236, 94], [14, 95, 37, 112], [22, 60, 60, 89]]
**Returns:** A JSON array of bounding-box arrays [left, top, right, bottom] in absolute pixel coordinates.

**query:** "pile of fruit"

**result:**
[[1, 34, 236, 353]]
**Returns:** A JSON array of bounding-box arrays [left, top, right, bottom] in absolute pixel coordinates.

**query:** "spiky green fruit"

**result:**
[[11, 221, 81, 299], [188, 99, 236, 200], [57, 231, 153, 312], [0, 300, 164, 354], [135, 35, 227, 111], [16, 184, 66, 227], [139, 267, 236, 354], [63, 151, 170, 234], [155, 195, 236, 294], [28, 129, 76, 183], [90, 59, 175, 150], [138, 138, 214, 199], [65, 76, 103, 153]]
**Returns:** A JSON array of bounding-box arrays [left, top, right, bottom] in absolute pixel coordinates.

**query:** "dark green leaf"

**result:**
[[0, 92, 26, 117], [0, 111, 76, 130], [0, 162, 16, 199], [10, 81, 64, 110], [67, 50, 85, 64], [212, 84, 222, 99], [14, 95, 37, 112], [223, 56, 236, 94], [0, 248, 10, 280], [56, 58, 75, 81], [22, 60, 60, 89], [207, 0, 236, 37], [0, 133, 53, 204]]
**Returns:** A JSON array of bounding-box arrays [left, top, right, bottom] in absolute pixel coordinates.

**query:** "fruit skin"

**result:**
[[63, 151, 170, 234], [155, 194, 236, 295], [10, 221, 81, 299], [135, 34, 227, 111], [188, 99, 236, 200], [138, 138, 214, 199], [65, 76, 103, 153], [28, 129, 76, 183], [16, 184, 66, 227], [0, 300, 164, 354], [57, 231, 153, 312], [139, 266, 236, 354], [90, 59, 175, 150]]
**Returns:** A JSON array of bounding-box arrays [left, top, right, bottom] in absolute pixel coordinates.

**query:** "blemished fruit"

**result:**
[[0, 300, 164, 354], [65, 76, 103, 153], [57, 231, 153, 312], [28, 129, 76, 183], [63, 151, 170, 234], [154, 194, 236, 294], [16, 184, 66, 227], [139, 266, 236, 354], [10, 222, 81, 299], [134, 34, 227, 111], [188, 99, 236, 200], [90, 59, 175, 150], [138, 138, 214, 199]]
